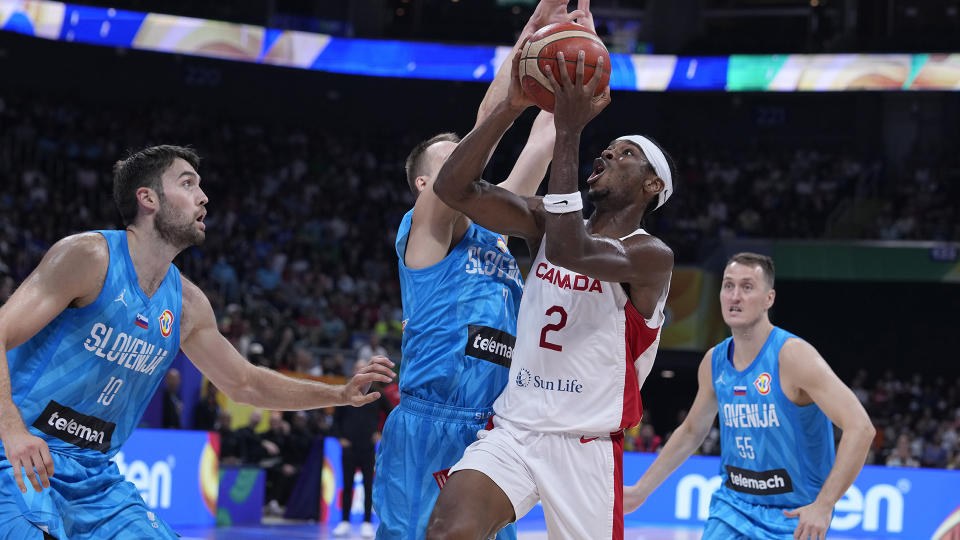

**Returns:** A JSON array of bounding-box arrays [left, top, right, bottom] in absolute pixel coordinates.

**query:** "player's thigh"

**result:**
[[536, 434, 622, 540], [702, 516, 751, 540], [428, 426, 537, 540], [427, 469, 515, 540], [0, 458, 66, 539], [64, 478, 178, 540], [0, 495, 50, 540]]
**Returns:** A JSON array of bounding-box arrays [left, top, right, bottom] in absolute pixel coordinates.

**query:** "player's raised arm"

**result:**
[[624, 350, 719, 513], [475, 0, 586, 126], [178, 278, 394, 410], [0, 233, 107, 492], [433, 52, 547, 243], [541, 51, 673, 287], [407, 0, 583, 269], [779, 339, 875, 540]]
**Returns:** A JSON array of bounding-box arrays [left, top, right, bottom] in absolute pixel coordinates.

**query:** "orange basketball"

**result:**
[[519, 22, 611, 113]]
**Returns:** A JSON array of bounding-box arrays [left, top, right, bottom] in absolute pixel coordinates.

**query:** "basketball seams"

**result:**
[[520, 34, 612, 76]]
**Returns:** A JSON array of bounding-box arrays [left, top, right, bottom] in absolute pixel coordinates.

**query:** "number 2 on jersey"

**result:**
[[539, 305, 567, 351]]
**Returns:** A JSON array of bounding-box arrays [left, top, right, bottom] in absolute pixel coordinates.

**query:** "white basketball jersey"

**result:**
[[493, 229, 668, 435]]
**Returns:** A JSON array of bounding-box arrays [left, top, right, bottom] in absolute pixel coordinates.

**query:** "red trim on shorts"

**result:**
[[621, 301, 657, 429], [611, 431, 625, 540]]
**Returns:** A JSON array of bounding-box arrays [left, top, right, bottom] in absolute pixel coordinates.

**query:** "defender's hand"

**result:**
[[573, 0, 596, 33], [0, 426, 54, 493], [341, 355, 395, 406], [522, 0, 587, 37], [507, 46, 537, 111]]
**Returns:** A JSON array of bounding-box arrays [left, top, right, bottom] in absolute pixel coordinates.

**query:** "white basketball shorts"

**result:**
[[449, 416, 625, 540]]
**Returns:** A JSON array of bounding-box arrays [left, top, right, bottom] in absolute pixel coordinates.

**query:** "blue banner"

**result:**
[[114, 428, 218, 527], [4, 0, 959, 91]]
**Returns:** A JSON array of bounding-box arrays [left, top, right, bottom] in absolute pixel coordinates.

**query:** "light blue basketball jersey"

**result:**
[[2, 230, 182, 463], [710, 327, 835, 511], [395, 209, 523, 409]]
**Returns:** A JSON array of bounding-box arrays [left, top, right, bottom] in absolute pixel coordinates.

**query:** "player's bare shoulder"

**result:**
[[625, 232, 674, 274], [779, 337, 823, 369], [45, 232, 110, 308], [622, 232, 674, 312]]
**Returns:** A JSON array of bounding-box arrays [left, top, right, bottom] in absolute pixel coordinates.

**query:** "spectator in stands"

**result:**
[[263, 411, 298, 515], [162, 368, 183, 429], [634, 424, 663, 453], [235, 410, 268, 465], [218, 410, 243, 466], [331, 360, 393, 538], [886, 434, 920, 467], [192, 380, 220, 431], [353, 333, 387, 377], [292, 345, 323, 377]]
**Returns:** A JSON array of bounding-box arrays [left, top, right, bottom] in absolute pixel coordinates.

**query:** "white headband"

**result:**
[[616, 135, 673, 211]]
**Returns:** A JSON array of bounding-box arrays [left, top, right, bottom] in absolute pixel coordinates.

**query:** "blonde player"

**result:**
[[426, 44, 675, 539]]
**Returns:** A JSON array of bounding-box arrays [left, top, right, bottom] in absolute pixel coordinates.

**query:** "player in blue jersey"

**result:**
[[371, 3, 591, 538], [0, 145, 395, 540], [625, 253, 875, 540]]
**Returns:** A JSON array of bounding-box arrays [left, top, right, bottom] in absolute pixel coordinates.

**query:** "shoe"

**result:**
[[332, 521, 352, 536], [360, 521, 375, 538]]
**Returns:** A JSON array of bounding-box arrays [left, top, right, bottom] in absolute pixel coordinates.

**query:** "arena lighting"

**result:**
[[2, 0, 959, 91]]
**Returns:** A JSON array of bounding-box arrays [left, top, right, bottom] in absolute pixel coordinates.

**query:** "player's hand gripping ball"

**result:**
[[519, 22, 611, 113]]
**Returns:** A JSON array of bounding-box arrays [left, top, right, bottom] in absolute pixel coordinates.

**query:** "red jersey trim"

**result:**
[[619, 301, 660, 430], [612, 431, 625, 540]]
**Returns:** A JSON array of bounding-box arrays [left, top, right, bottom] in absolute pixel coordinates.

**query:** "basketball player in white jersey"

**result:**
[[426, 46, 675, 539]]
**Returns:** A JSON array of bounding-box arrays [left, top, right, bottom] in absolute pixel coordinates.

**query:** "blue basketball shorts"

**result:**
[[0, 450, 178, 540], [372, 393, 516, 540], [703, 489, 798, 540]]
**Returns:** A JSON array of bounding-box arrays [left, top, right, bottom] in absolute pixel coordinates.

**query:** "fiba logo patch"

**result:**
[[158, 310, 174, 338], [496, 236, 509, 254], [515, 368, 531, 387], [754, 372, 772, 395]]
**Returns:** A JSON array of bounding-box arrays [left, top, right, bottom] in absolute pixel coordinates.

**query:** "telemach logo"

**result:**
[[465, 325, 516, 368], [33, 401, 116, 453], [724, 465, 793, 495]]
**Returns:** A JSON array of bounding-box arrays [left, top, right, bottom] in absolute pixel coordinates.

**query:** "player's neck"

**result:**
[[730, 319, 774, 369], [586, 206, 644, 238], [125, 225, 180, 297]]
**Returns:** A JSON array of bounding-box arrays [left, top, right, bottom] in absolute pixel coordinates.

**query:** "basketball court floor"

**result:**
[[177, 517, 872, 539]]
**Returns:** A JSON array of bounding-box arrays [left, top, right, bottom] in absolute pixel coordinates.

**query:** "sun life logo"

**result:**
[[515, 368, 531, 387], [754, 372, 772, 395]]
